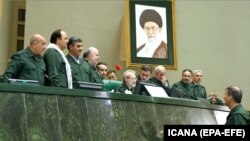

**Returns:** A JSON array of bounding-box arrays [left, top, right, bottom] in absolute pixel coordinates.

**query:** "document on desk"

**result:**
[[144, 85, 169, 98]]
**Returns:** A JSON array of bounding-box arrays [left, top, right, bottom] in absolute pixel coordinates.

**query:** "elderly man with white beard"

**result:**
[[117, 70, 137, 94], [137, 9, 168, 58]]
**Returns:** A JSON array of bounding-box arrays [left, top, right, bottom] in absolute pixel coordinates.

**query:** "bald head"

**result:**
[[29, 34, 46, 56], [85, 47, 100, 65], [30, 34, 45, 45], [225, 86, 242, 103]]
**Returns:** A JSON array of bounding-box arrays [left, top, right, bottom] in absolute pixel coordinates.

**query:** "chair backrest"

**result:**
[[0, 75, 4, 83], [102, 79, 122, 92]]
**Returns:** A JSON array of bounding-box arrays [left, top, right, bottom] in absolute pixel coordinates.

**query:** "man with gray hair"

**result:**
[[191, 70, 207, 99], [82, 47, 102, 83], [148, 65, 171, 95], [117, 69, 137, 94]]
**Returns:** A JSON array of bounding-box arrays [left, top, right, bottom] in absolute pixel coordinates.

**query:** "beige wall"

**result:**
[[0, 0, 2, 21], [0, 0, 25, 74], [1, 0, 250, 109], [0, 0, 12, 74], [172, 0, 250, 109]]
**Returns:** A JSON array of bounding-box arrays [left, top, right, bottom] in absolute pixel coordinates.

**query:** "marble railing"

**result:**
[[0, 83, 229, 141]]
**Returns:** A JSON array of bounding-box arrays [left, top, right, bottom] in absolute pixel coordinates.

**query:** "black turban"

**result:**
[[140, 9, 163, 28]]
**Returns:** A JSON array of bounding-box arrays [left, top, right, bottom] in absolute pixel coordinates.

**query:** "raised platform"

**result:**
[[0, 83, 229, 141]]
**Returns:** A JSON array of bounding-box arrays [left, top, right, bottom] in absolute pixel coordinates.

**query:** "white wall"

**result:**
[[12, 0, 250, 110]]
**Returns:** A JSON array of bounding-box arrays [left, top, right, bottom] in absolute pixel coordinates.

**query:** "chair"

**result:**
[[0, 75, 4, 83], [102, 79, 122, 92]]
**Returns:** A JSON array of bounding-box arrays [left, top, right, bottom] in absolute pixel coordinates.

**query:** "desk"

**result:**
[[0, 83, 229, 141]]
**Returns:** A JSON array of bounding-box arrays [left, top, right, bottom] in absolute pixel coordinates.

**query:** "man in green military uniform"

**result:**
[[66, 37, 90, 88], [224, 85, 250, 125], [171, 69, 195, 100], [191, 70, 207, 99], [4, 34, 46, 86], [44, 29, 72, 88], [82, 47, 102, 84]]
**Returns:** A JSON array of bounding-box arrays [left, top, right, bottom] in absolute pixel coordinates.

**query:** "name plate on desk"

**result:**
[[75, 81, 103, 91], [8, 79, 39, 86]]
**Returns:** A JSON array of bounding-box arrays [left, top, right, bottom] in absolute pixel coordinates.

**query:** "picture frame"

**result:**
[[125, 0, 177, 70]]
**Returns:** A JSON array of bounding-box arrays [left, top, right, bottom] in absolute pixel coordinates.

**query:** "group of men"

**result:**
[[4, 29, 105, 89], [2, 29, 249, 125], [117, 65, 206, 100], [117, 65, 250, 125]]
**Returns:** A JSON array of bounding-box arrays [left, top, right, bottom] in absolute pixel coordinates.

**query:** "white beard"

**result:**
[[137, 34, 162, 58]]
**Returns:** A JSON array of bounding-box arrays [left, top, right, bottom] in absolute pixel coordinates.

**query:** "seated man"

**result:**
[[148, 65, 171, 95], [191, 70, 207, 99], [107, 70, 118, 80], [4, 34, 46, 86], [137, 64, 152, 82], [117, 70, 137, 94], [96, 62, 108, 80], [171, 69, 195, 99], [208, 92, 224, 105]]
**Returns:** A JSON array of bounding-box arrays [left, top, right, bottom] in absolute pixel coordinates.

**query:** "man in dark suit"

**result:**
[[137, 64, 152, 82], [117, 69, 137, 94]]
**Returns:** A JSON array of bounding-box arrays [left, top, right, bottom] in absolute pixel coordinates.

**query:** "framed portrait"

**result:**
[[125, 0, 177, 70]]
